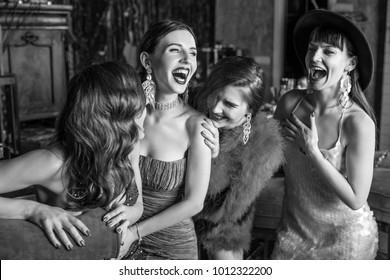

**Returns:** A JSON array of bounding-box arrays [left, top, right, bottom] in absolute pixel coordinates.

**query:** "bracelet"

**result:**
[[134, 223, 142, 244]]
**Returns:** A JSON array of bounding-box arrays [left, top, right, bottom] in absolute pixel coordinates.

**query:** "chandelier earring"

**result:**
[[242, 113, 252, 145], [142, 67, 156, 109], [338, 72, 353, 109]]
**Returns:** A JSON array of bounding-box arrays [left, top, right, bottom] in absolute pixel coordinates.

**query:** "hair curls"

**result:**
[[53, 61, 145, 209]]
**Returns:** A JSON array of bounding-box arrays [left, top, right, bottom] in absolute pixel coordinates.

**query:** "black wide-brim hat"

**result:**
[[293, 9, 373, 91]]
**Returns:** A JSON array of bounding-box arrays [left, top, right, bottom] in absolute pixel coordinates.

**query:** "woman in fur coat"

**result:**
[[191, 56, 284, 259]]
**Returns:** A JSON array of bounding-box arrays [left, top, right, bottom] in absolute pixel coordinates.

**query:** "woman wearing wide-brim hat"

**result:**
[[272, 9, 378, 259]]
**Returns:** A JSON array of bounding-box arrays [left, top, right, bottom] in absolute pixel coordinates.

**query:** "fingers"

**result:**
[[53, 225, 74, 251], [42, 224, 62, 249], [201, 127, 215, 143], [65, 224, 86, 247], [310, 112, 317, 133], [67, 211, 91, 236], [104, 205, 127, 228], [201, 118, 220, 158], [290, 113, 308, 129], [201, 118, 219, 139], [116, 219, 130, 235]]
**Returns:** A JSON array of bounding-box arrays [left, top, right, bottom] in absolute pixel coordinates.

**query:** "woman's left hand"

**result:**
[[284, 113, 320, 156], [201, 118, 220, 158]]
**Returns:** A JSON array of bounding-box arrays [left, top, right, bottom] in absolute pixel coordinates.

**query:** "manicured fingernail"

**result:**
[[86, 230, 91, 236], [103, 216, 108, 222], [107, 222, 113, 227], [67, 244, 73, 251], [116, 227, 122, 233], [55, 244, 60, 249], [80, 240, 85, 247]]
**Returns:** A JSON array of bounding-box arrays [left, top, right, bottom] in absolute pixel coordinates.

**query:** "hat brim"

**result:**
[[293, 9, 373, 91]]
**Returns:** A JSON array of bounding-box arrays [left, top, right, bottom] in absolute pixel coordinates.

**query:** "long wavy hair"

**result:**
[[192, 56, 265, 120], [309, 26, 376, 125], [52, 61, 145, 210]]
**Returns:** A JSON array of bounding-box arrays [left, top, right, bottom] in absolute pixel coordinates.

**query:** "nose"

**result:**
[[312, 49, 322, 62], [180, 51, 190, 63], [211, 100, 223, 114]]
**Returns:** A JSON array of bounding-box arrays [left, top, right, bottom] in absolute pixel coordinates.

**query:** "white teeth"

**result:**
[[311, 66, 324, 71], [213, 114, 223, 120], [173, 68, 189, 75]]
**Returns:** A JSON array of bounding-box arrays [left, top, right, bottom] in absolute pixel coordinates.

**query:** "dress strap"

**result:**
[[335, 110, 345, 144], [291, 93, 308, 115]]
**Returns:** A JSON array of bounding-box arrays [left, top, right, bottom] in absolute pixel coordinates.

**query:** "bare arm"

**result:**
[[0, 149, 90, 248], [287, 112, 375, 209]]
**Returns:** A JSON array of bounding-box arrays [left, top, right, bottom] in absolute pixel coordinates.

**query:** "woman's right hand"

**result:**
[[28, 203, 90, 250], [116, 224, 138, 259], [201, 118, 220, 158]]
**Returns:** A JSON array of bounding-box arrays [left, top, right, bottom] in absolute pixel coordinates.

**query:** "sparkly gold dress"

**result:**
[[272, 110, 378, 259], [137, 155, 198, 260]]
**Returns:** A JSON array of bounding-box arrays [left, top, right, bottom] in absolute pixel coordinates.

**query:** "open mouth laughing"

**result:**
[[172, 67, 190, 85], [309, 66, 327, 80]]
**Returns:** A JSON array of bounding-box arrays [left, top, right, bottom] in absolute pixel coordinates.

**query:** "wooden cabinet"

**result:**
[[0, 3, 73, 122]]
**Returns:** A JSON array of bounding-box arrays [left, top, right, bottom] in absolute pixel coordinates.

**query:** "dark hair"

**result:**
[[309, 26, 376, 124], [193, 56, 265, 119], [138, 19, 197, 80], [52, 61, 145, 209]]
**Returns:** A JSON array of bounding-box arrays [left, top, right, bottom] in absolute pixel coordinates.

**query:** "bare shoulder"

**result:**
[[182, 104, 205, 134], [274, 89, 306, 121], [23, 147, 65, 174], [344, 105, 376, 139]]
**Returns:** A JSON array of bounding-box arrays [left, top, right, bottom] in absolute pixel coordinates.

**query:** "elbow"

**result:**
[[347, 197, 366, 210], [349, 201, 365, 211], [191, 201, 204, 216]]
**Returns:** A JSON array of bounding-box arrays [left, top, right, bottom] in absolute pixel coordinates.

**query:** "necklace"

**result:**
[[155, 98, 179, 110]]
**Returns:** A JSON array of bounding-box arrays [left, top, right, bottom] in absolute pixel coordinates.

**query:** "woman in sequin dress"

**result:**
[[119, 20, 211, 260], [271, 10, 378, 259], [0, 61, 146, 259]]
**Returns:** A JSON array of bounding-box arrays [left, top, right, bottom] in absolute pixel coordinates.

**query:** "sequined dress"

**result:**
[[137, 155, 198, 260], [272, 108, 378, 259]]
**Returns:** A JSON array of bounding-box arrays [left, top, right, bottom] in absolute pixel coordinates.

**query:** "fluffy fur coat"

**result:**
[[194, 113, 284, 253]]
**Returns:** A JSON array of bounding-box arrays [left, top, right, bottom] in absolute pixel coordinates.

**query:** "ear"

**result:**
[[140, 52, 151, 70], [346, 55, 358, 72]]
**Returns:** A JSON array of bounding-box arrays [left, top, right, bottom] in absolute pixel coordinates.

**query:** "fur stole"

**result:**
[[197, 112, 285, 224]]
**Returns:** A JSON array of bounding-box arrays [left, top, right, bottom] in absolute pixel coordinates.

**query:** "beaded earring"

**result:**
[[142, 68, 156, 109], [338, 72, 353, 109], [242, 113, 252, 145]]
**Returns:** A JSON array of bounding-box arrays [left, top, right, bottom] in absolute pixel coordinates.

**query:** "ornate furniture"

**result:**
[[0, 3, 73, 122]]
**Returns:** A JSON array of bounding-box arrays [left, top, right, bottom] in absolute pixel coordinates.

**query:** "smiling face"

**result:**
[[207, 85, 251, 129], [146, 30, 197, 95], [305, 31, 356, 93]]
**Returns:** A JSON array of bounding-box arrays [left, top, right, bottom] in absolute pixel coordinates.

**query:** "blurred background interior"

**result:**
[[0, 0, 389, 260]]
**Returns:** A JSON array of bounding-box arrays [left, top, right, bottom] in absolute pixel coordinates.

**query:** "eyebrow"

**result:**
[[166, 43, 197, 51], [224, 99, 239, 107]]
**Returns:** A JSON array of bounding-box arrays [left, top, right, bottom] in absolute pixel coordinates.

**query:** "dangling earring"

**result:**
[[338, 72, 353, 109], [142, 68, 156, 109], [242, 113, 252, 145]]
